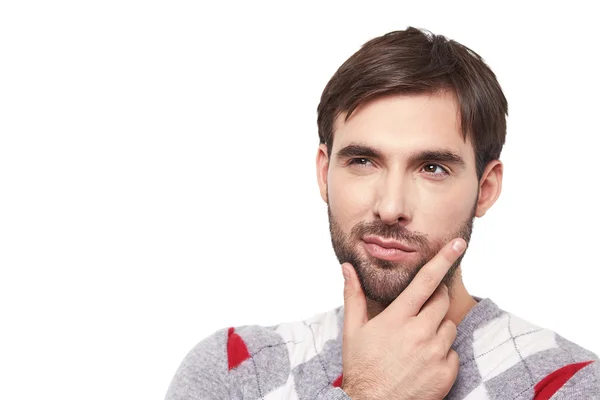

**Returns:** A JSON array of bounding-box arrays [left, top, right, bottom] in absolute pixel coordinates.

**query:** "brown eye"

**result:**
[[422, 163, 449, 176], [348, 158, 373, 167]]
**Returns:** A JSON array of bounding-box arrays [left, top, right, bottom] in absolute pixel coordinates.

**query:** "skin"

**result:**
[[340, 240, 468, 398], [316, 90, 503, 323]]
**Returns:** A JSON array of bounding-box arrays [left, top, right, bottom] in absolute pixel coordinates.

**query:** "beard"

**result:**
[[328, 201, 476, 308]]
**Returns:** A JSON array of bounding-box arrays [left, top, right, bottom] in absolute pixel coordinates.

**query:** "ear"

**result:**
[[316, 143, 329, 203], [475, 160, 503, 217]]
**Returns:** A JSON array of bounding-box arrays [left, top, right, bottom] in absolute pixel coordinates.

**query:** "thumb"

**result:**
[[342, 263, 367, 337]]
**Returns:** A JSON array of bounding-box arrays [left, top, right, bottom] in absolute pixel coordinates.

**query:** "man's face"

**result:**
[[319, 91, 481, 307]]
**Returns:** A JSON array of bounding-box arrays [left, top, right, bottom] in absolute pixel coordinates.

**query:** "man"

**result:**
[[166, 27, 599, 399]]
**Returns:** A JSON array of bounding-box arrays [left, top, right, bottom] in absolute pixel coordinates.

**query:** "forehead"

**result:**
[[332, 91, 475, 163]]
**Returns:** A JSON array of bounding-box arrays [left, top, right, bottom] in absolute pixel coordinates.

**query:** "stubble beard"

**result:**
[[327, 203, 476, 308]]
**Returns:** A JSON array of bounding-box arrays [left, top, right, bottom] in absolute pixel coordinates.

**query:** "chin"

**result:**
[[354, 261, 419, 305]]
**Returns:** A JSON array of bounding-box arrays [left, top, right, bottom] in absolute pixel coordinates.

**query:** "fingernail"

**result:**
[[342, 264, 350, 281], [452, 239, 466, 253]]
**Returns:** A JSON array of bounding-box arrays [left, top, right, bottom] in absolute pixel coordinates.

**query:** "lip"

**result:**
[[361, 236, 417, 262], [362, 236, 416, 252]]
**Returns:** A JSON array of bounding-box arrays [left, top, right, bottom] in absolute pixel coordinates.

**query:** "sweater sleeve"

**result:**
[[165, 328, 230, 400]]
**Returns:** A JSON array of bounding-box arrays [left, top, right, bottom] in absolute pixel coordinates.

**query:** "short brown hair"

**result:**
[[317, 27, 508, 179]]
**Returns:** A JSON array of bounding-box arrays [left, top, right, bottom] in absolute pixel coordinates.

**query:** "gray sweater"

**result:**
[[166, 298, 599, 399]]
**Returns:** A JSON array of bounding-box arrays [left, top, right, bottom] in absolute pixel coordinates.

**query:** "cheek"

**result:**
[[418, 184, 477, 234], [327, 171, 374, 227]]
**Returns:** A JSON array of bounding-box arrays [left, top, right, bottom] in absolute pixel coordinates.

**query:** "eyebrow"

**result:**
[[415, 150, 466, 167], [336, 143, 466, 168], [336, 144, 382, 160]]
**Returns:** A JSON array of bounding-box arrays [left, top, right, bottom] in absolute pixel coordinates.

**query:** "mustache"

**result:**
[[351, 220, 429, 249]]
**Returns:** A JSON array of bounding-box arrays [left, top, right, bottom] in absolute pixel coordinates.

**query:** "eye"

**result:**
[[348, 158, 373, 167], [422, 163, 449, 176]]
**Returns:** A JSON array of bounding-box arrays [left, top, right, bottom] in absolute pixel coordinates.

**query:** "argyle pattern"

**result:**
[[166, 298, 600, 399]]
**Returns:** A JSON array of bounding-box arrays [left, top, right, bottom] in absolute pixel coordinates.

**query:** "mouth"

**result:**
[[361, 236, 417, 262]]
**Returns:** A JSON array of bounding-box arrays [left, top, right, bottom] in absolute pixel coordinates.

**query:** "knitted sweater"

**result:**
[[166, 298, 599, 399]]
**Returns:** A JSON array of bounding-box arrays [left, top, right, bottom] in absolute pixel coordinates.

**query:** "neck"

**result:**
[[366, 266, 477, 326]]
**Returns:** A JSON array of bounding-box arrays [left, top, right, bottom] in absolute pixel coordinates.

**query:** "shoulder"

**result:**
[[165, 326, 231, 400], [532, 329, 600, 398], [471, 304, 599, 398], [165, 306, 343, 399]]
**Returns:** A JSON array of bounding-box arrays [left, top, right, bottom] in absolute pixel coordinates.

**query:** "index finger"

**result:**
[[381, 238, 466, 320]]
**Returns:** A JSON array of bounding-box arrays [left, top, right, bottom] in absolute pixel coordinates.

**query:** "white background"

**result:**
[[1, 1, 599, 399]]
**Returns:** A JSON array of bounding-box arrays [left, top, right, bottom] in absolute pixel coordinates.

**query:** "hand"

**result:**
[[340, 238, 466, 400]]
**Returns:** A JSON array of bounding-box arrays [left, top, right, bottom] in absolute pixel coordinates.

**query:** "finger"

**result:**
[[416, 284, 450, 332], [447, 349, 460, 372], [384, 238, 465, 319], [342, 263, 368, 338], [436, 318, 458, 352]]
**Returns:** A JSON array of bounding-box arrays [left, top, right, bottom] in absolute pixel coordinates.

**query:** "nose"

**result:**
[[374, 170, 413, 226]]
